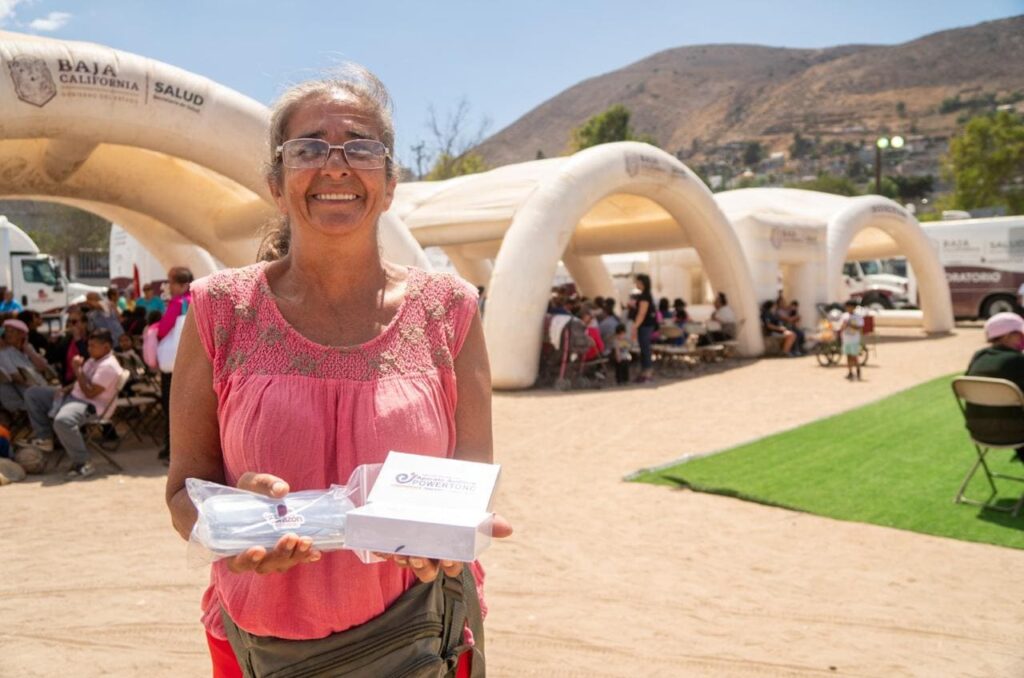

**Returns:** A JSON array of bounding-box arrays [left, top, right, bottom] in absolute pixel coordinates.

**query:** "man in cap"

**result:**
[[0, 318, 49, 411], [964, 312, 1024, 462]]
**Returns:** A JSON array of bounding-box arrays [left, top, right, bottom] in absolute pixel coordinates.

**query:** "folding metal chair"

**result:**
[[79, 369, 133, 473], [950, 376, 1024, 517]]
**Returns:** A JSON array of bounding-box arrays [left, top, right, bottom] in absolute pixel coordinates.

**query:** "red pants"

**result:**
[[207, 631, 472, 677]]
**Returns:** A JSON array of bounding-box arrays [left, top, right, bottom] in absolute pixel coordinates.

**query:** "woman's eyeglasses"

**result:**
[[276, 138, 389, 170]]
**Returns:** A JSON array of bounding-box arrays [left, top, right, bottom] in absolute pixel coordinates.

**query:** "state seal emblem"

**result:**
[[8, 57, 57, 107]]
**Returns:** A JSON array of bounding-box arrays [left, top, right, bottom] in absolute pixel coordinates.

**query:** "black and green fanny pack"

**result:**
[[221, 568, 484, 678]]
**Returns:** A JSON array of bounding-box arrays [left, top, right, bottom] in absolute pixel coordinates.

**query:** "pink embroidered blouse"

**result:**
[[190, 262, 482, 641]]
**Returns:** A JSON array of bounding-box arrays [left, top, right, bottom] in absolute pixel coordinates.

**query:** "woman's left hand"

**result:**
[[376, 514, 514, 583]]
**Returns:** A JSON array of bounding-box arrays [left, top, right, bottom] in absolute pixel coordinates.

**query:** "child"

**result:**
[[838, 300, 864, 381], [611, 323, 632, 385]]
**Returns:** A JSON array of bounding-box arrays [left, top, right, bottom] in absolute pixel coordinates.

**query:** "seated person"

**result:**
[[115, 332, 147, 392], [21, 328, 122, 479], [657, 297, 673, 323], [778, 300, 806, 356], [17, 310, 50, 356], [710, 292, 737, 341], [52, 308, 90, 385], [610, 323, 632, 384], [760, 300, 796, 356], [0, 289, 23, 314], [0, 318, 50, 411], [964, 312, 1024, 462], [672, 298, 689, 324], [598, 299, 621, 355], [84, 291, 124, 343], [578, 305, 605, 362]]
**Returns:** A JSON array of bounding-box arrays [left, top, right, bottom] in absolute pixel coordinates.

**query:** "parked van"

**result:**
[[915, 215, 1024, 319], [842, 258, 912, 310], [0, 215, 106, 316]]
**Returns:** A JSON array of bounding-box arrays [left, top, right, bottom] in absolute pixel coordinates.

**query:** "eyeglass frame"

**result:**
[[275, 137, 391, 170]]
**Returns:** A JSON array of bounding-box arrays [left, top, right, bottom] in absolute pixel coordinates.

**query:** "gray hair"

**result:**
[[258, 63, 398, 262]]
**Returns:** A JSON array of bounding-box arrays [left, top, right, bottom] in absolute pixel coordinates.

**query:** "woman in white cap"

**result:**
[[965, 312, 1024, 462]]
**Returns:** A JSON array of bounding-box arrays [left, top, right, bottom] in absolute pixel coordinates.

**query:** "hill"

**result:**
[[473, 16, 1024, 173]]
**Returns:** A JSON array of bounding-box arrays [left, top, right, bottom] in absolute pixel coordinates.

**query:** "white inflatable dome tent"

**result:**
[[393, 142, 765, 389], [649, 188, 954, 334], [0, 31, 429, 278]]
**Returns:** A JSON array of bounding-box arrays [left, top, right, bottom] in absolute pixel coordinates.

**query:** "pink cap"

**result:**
[[984, 312, 1024, 340], [2, 319, 28, 333]]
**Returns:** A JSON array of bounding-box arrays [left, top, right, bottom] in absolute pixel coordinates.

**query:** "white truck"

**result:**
[[841, 258, 912, 310], [0, 215, 106, 316]]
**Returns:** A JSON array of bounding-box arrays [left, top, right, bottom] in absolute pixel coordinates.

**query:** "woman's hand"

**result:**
[[225, 472, 323, 575], [377, 514, 514, 583]]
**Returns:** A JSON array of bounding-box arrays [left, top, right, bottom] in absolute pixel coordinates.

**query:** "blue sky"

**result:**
[[2, 1, 1021, 167]]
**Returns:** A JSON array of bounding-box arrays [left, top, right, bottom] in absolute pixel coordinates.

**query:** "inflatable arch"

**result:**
[[0, 31, 429, 271], [827, 195, 953, 333], [394, 142, 765, 390], [649, 188, 954, 335]]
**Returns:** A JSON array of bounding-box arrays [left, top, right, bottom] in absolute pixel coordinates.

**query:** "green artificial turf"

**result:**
[[632, 373, 1024, 549]]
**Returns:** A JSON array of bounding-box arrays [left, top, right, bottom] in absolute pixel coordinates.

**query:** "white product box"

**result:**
[[345, 452, 501, 562]]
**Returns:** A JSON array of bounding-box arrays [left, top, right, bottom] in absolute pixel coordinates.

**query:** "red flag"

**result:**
[[133, 264, 141, 299]]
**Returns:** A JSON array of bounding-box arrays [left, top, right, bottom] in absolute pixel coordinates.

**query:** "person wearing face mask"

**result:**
[[965, 312, 1024, 463]]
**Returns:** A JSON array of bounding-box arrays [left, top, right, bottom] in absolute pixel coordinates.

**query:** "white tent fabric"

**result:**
[[0, 31, 429, 272], [396, 175, 954, 388], [395, 143, 766, 389]]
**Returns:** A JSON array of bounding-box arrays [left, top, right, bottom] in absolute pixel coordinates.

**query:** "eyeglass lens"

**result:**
[[282, 138, 387, 170]]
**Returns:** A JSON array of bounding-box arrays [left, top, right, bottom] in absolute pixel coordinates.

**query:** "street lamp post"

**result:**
[[874, 135, 904, 195]]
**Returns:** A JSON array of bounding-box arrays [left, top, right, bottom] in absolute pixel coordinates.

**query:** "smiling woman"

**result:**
[[164, 64, 508, 678]]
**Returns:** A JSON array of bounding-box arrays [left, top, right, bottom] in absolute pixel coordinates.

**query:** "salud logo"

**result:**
[[7, 57, 57, 107]]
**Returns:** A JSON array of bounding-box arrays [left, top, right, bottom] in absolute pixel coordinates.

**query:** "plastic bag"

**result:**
[[187, 479, 354, 563], [186, 463, 384, 565]]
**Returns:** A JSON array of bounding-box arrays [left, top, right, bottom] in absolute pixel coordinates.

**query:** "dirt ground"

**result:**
[[3, 324, 1023, 677]]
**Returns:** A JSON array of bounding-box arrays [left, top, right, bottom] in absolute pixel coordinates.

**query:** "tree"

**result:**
[[408, 98, 490, 180], [788, 132, 815, 160], [570, 104, 656, 152], [784, 174, 860, 196], [425, 152, 487, 181], [19, 204, 110, 274], [742, 141, 764, 166], [944, 110, 1024, 214], [886, 175, 935, 202]]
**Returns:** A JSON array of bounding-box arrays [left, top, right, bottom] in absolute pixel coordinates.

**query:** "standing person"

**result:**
[[22, 328, 122, 479], [156, 266, 193, 464], [164, 65, 511, 677], [838, 299, 865, 381], [631, 273, 657, 383]]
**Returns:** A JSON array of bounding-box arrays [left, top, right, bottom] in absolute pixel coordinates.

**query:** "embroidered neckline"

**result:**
[[257, 262, 422, 353]]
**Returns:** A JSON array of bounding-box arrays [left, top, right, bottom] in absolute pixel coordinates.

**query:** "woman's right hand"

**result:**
[[225, 472, 323, 575]]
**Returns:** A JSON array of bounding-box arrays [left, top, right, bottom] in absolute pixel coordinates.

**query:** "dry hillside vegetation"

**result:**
[[474, 16, 1024, 167]]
